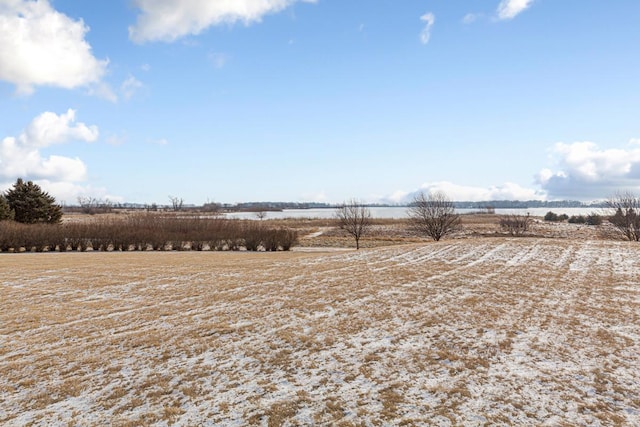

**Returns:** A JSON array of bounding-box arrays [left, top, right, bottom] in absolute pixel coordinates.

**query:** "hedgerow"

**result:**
[[0, 215, 297, 253]]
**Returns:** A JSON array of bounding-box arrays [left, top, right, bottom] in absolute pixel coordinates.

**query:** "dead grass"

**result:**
[[1, 238, 640, 425]]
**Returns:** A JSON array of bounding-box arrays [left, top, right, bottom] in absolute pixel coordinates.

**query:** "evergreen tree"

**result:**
[[5, 178, 62, 224], [0, 195, 14, 221]]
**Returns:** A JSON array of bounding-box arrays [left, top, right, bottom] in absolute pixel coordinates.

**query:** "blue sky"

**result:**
[[1, 0, 640, 205]]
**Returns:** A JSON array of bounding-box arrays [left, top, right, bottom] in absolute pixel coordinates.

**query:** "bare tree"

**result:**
[[169, 195, 184, 212], [407, 191, 460, 241], [78, 196, 113, 215], [255, 210, 267, 220], [335, 199, 372, 250], [605, 192, 640, 241], [499, 213, 532, 236]]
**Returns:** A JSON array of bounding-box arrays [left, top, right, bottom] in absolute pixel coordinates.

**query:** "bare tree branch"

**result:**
[[168, 195, 184, 212], [499, 214, 532, 236], [605, 192, 640, 241], [407, 191, 460, 241], [335, 199, 372, 250]]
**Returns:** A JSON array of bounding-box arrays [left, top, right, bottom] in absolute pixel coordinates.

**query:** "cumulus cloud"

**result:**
[[387, 181, 545, 203], [537, 140, 640, 200], [419, 12, 435, 45], [0, 0, 108, 94], [22, 110, 98, 148], [27, 180, 122, 205], [0, 109, 99, 201], [496, 0, 534, 20], [129, 0, 317, 43]]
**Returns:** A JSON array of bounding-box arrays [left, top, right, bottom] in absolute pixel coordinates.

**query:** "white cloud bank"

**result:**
[[419, 12, 435, 45], [0, 109, 113, 203], [0, 0, 108, 95], [496, 0, 534, 20], [387, 181, 545, 204], [129, 0, 317, 43], [537, 140, 640, 200]]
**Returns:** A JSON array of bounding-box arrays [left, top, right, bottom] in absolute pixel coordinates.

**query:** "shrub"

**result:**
[[568, 215, 586, 224], [606, 192, 640, 241], [243, 223, 264, 251], [586, 213, 603, 226], [499, 214, 532, 236], [277, 229, 299, 251], [546, 212, 569, 222]]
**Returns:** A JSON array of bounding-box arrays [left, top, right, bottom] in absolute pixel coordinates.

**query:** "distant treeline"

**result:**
[[452, 200, 605, 209]]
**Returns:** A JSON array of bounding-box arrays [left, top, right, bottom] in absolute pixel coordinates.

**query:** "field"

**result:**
[[2, 223, 640, 425]]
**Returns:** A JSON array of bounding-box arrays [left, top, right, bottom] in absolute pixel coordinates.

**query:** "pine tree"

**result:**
[[5, 178, 62, 224], [0, 195, 14, 221]]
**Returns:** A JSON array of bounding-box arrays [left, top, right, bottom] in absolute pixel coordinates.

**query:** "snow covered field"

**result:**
[[1, 238, 639, 425]]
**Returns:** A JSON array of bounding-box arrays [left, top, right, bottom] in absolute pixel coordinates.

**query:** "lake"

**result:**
[[224, 206, 606, 220]]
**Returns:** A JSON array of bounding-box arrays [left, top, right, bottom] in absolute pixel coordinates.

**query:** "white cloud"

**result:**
[[106, 133, 127, 146], [496, 0, 534, 20], [537, 140, 640, 199], [22, 109, 98, 148], [129, 0, 317, 43], [419, 12, 435, 45], [208, 52, 228, 69], [0, 109, 100, 201], [24, 180, 122, 205], [387, 181, 544, 203], [87, 82, 118, 103], [462, 13, 480, 24], [121, 75, 144, 100], [0, 0, 108, 94]]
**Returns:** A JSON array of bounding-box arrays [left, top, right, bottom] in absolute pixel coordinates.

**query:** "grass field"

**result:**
[[1, 237, 640, 425]]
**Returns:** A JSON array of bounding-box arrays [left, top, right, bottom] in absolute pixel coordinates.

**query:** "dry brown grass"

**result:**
[[2, 237, 640, 425]]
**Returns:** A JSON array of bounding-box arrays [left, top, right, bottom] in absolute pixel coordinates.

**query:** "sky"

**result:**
[[1, 0, 640, 205]]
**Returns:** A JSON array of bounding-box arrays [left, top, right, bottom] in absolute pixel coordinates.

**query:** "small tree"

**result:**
[[169, 195, 184, 211], [335, 199, 372, 250], [4, 178, 62, 224], [0, 195, 14, 221], [407, 191, 460, 241], [606, 192, 640, 241]]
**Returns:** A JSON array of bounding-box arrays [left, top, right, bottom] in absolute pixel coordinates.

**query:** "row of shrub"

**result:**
[[544, 211, 603, 225], [0, 216, 298, 253]]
